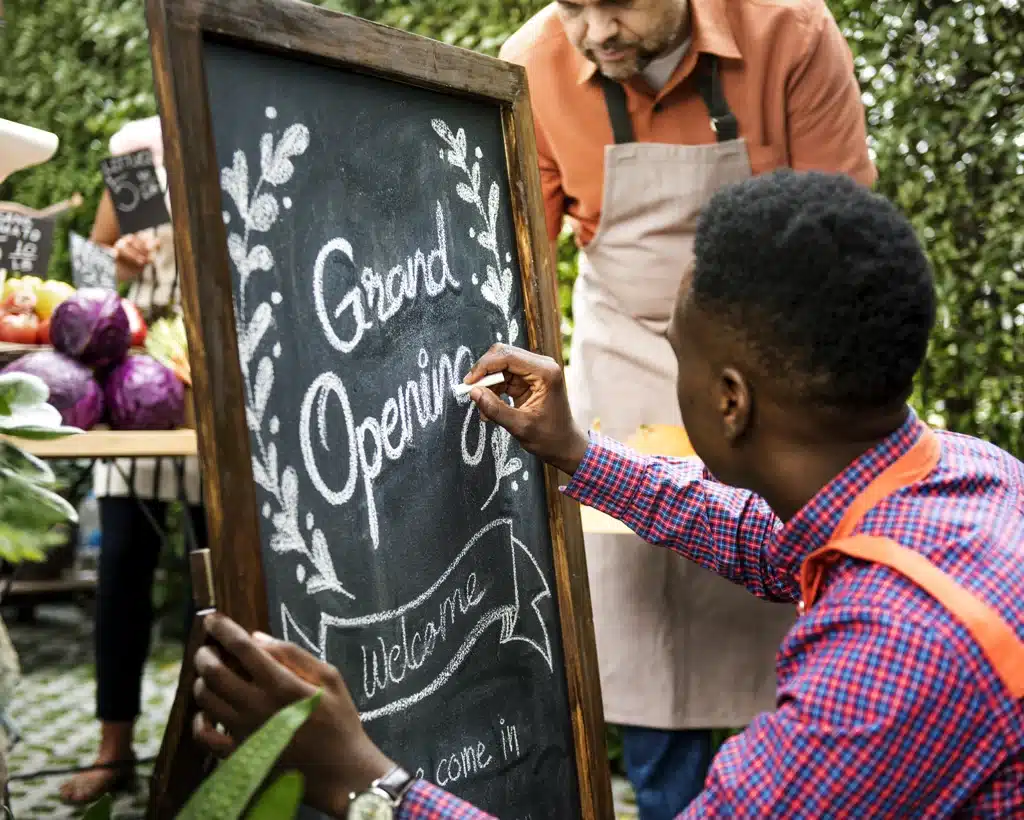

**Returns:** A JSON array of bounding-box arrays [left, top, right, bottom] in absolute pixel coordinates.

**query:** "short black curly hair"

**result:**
[[692, 170, 936, 411]]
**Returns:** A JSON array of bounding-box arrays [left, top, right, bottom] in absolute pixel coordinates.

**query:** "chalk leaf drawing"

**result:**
[[432, 118, 525, 511], [280, 518, 553, 722], [222, 115, 352, 599]]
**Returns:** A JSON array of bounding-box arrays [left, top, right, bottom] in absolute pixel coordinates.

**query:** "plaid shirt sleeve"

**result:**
[[564, 433, 794, 601], [685, 604, 988, 815], [398, 780, 496, 819]]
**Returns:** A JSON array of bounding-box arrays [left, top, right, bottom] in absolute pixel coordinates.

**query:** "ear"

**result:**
[[717, 367, 752, 442]]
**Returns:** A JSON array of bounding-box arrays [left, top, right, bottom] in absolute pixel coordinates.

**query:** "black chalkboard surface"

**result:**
[[100, 148, 170, 236], [69, 231, 117, 290], [145, 2, 610, 818], [204, 39, 578, 819], [0, 208, 55, 277]]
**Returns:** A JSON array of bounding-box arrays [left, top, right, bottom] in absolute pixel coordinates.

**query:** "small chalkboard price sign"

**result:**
[[99, 148, 170, 236], [0, 208, 55, 277], [144, 1, 610, 820], [69, 231, 118, 291]]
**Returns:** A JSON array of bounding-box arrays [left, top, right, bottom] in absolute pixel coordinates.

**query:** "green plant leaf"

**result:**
[[177, 690, 321, 820], [0, 372, 50, 408], [0, 441, 56, 485], [245, 771, 305, 820], [0, 423, 84, 439], [0, 402, 64, 431], [82, 793, 113, 820]]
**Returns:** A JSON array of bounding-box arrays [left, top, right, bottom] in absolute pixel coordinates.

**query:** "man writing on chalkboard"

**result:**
[[492, 1, 876, 812], [189, 172, 1024, 817]]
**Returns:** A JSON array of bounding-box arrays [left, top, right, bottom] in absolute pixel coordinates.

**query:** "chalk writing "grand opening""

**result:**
[[300, 204, 490, 548]]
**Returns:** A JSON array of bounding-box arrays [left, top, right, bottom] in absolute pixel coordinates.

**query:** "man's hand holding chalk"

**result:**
[[452, 372, 505, 397], [461, 343, 590, 477]]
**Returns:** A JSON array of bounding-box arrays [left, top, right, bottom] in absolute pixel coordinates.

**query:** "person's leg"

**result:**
[[60, 497, 167, 804], [621, 725, 714, 820]]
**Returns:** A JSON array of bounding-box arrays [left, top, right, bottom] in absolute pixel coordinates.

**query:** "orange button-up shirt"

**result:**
[[499, 0, 877, 245]]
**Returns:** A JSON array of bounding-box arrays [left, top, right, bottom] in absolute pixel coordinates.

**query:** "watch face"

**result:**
[[348, 790, 395, 820]]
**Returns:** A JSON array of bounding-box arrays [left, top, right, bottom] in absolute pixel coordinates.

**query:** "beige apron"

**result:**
[[566, 57, 795, 728]]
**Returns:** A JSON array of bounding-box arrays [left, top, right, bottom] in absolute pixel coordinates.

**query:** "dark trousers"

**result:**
[[95, 497, 206, 723], [621, 726, 714, 820]]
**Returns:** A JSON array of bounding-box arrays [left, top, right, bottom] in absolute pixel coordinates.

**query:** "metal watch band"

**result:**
[[373, 765, 416, 804]]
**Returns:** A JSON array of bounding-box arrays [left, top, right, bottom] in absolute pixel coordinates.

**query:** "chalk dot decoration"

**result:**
[[223, 211, 231, 224], [296, 564, 306, 584], [265, 106, 278, 119], [472, 274, 479, 285], [283, 196, 293, 209], [270, 416, 280, 435], [418, 348, 429, 369], [271, 291, 283, 305], [273, 342, 282, 358], [306, 512, 315, 530], [262, 503, 271, 519]]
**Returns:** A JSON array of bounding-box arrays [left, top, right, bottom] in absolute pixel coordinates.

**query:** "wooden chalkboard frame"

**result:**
[[144, 1, 611, 817]]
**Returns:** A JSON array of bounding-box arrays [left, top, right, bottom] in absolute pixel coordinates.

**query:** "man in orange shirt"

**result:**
[[499, 1, 876, 813]]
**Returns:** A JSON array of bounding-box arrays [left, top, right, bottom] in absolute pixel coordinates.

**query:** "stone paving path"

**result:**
[[2, 605, 637, 819], [4, 605, 179, 819]]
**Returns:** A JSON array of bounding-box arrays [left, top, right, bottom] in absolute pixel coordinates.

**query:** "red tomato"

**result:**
[[0, 312, 40, 344], [1, 290, 37, 316], [36, 317, 51, 346], [122, 299, 148, 347]]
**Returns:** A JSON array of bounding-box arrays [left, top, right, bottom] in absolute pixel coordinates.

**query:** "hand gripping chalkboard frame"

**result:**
[[143, 1, 612, 818]]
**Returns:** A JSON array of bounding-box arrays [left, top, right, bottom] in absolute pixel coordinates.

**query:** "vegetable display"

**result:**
[[2, 350, 104, 430], [0, 276, 186, 432], [0, 274, 76, 344], [50, 288, 131, 368], [104, 354, 185, 431]]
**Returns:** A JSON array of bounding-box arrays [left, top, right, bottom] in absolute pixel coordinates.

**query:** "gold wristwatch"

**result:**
[[346, 765, 416, 819]]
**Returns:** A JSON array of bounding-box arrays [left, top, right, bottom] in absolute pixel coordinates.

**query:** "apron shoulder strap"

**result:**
[[803, 534, 1024, 699], [597, 54, 738, 145], [695, 54, 738, 142], [598, 74, 634, 144]]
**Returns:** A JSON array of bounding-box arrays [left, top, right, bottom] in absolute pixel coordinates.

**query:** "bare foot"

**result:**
[[59, 721, 136, 805], [58, 757, 135, 805]]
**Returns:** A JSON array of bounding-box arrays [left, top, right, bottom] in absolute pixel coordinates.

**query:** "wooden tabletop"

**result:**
[[2, 428, 198, 458]]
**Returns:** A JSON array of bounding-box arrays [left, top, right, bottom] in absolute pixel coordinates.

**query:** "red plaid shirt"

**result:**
[[398, 413, 1024, 818]]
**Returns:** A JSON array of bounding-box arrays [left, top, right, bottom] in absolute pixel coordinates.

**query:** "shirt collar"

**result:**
[[767, 410, 928, 583], [573, 0, 742, 85]]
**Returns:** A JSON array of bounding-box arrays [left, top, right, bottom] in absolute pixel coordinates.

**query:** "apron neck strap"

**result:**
[[598, 53, 738, 145]]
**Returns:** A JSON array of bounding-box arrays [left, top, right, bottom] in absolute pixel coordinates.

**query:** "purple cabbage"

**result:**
[[50, 288, 131, 368], [104, 354, 184, 431], [2, 351, 105, 430]]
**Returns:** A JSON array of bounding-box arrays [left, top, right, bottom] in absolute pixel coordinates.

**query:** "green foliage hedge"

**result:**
[[0, 0, 1019, 456]]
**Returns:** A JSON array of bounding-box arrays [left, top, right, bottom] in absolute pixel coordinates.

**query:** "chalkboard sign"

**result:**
[[145, 2, 610, 819], [0, 208, 55, 276], [100, 148, 170, 236], [69, 231, 117, 290]]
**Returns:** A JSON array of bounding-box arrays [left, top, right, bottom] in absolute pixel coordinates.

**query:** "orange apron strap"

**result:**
[[803, 535, 1024, 699], [831, 427, 941, 542]]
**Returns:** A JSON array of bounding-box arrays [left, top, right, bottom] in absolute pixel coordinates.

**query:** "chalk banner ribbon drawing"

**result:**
[[281, 517, 554, 721]]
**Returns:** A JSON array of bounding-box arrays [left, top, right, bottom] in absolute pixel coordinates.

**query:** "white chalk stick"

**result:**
[[453, 373, 506, 397]]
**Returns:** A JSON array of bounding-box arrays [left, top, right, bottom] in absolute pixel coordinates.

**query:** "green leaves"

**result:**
[[0, 372, 82, 564], [82, 694, 317, 820], [245, 771, 306, 820], [177, 690, 321, 820]]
